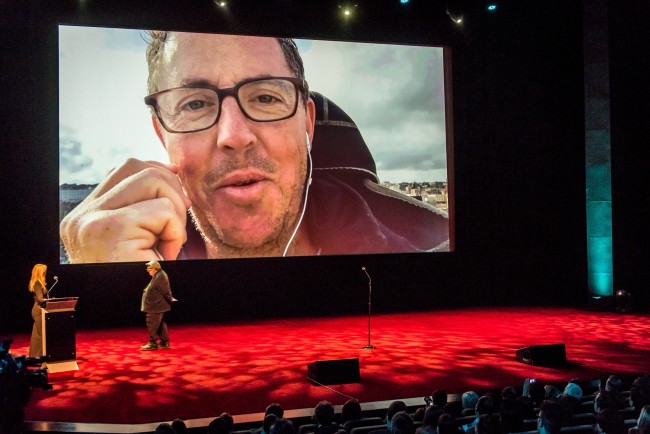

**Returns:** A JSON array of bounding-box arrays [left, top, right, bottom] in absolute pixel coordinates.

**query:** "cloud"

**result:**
[[59, 126, 94, 184], [301, 40, 448, 182], [375, 149, 447, 172]]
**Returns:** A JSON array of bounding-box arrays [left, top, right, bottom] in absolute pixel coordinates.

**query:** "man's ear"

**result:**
[[151, 116, 167, 150], [305, 97, 316, 144]]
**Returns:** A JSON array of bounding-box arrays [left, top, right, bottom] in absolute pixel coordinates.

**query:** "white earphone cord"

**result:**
[[282, 137, 313, 257]]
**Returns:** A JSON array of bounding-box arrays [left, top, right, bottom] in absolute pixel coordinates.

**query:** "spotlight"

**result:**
[[213, 0, 227, 7], [400, 0, 410, 4], [615, 290, 633, 313], [446, 9, 463, 24], [486, 2, 497, 11], [338, 2, 358, 18]]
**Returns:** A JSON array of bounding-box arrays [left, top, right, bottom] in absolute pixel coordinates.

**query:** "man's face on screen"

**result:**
[[152, 33, 315, 258]]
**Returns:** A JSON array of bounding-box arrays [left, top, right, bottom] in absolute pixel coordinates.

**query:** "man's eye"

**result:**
[[182, 100, 206, 111], [256, 95, 278, 104]]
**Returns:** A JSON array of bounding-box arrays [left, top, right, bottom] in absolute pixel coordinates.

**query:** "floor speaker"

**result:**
[[515, 343, 567, 367], [307, 358, 360, 385]]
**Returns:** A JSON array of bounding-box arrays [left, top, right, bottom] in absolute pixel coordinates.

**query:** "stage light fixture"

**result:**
[[446, 9, 463, 24], [338, 2, 358, 18], [213, 0, 227, 7], [487, 2, 497, 11], [446, 0, 464, 25], [400, 0, 410, 4]]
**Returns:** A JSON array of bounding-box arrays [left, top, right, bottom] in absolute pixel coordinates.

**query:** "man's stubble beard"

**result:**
[[184, 153, 308, 259]]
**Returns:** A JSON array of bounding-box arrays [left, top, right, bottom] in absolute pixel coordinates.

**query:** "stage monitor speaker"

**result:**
[[307, 358, 360, 385], [515, 344, 567, 367]]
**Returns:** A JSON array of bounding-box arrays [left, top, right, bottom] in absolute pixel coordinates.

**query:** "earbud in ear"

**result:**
[[305, 132, 311, 151]]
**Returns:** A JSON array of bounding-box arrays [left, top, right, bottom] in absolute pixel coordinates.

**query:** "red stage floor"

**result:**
[[9, 307, 650, 430]]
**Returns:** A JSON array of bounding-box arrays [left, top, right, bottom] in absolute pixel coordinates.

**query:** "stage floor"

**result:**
[[10, 307, 650, 431]]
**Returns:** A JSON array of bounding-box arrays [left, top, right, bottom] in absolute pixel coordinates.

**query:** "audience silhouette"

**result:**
[[137, 373, 650, 434]]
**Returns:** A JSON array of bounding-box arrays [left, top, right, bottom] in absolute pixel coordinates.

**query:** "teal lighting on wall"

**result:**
[[586, 165, 612, 297], [584, 0, 613, 300]]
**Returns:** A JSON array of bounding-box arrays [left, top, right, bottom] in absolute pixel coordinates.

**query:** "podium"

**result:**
[[42, 297, 79, 373]]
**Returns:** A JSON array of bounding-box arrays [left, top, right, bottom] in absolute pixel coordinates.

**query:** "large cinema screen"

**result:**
[[58, 25, 453, 264]]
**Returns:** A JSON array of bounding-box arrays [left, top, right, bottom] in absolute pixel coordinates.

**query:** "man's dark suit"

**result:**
[[141, 268, 174, 348]]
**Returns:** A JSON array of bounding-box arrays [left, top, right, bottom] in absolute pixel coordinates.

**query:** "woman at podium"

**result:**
[[28, 263, 49, 357]]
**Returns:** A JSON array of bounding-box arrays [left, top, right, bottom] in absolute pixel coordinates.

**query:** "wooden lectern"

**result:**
[[42, 297, 79, 373]]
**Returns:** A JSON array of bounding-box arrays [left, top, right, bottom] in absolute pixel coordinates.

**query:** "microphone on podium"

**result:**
[[48, 276, 59, 298], [361, 267, 370, 281]]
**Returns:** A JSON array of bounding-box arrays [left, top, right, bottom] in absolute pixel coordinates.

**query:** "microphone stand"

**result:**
[[47, 277, 59, 299], [362, 268, 375, 349]]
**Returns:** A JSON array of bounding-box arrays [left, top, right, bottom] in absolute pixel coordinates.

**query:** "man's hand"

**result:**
[[60, 159, 192, 263]]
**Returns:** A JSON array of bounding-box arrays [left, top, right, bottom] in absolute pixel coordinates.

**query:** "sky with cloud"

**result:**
[[59, 26, 448, 185]]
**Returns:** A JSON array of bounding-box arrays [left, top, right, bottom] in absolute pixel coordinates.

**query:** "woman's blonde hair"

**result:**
[[28, 263, 47, 292]]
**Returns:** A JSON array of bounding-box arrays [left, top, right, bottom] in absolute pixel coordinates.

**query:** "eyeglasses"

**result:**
[[144, 77, 307, 134]]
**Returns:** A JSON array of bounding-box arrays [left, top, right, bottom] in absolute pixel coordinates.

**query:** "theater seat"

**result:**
[[343, 417, 385, 432], [298, 424, 317, 434], [349, 424, 387, 434], [560, 424, 596, 434]]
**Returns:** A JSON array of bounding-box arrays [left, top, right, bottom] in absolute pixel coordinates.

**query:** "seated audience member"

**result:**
[[518, 396, 537, 420], [341, 399, 363, 425], [462, 392, 480, 417], [501, 387, 519, 403], [209, 413, 235, 434], [564, 382, 583, 401], [413, 407, 426, 423], [604, 376, 630, 409], [263, 415, 279, 434], [416, 403, 445, 434], [595, 391, 623, 413], [631, 379, 650, 418], [475, 414, 500, 434], [172, 418, 188, 434], [595, 408, 626, 434], [251, 404, 285, 434], [432, 390, 449, 411], [387, 401, 409, 430], [545, 385, 562, 400], [313, 401, 341, 434], [438, 413, 463, 434], [606, 375, 624, 393], [629, 405, 650, 434], [528, 382, 547, 408], [390, 411, 416, 434], [370, 401, 408, 434], [562, 382, 584, 414], [154, 423, 175, 434], [465, 395, 498, 434], [445, 401, 463, 419], [499, 396, 526, 433], [538, 400, 567, 434], [271, 419, 296, 434], [267, 403, 285, 419]]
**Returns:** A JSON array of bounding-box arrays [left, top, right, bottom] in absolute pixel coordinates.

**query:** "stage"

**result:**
[[9, 307, 650, 432]]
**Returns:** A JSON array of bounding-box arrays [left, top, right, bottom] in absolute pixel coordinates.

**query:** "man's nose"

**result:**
[[215, 96, 256, 151]]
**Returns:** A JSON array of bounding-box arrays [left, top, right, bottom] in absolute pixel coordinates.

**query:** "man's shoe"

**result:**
[[140, 342, 158, 351], [159, 342, 170, 349]]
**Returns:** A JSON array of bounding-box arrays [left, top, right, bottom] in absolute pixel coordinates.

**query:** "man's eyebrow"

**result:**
[[178, 74, 277, 88]]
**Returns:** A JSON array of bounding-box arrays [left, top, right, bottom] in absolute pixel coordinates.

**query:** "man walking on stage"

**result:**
[[141, 260, 177, 350]]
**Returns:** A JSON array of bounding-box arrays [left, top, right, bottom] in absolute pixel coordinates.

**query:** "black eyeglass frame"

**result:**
[[144, 76, 307, 134]]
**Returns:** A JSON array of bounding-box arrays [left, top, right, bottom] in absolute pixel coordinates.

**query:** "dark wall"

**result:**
[[1, 0, 593, 334], [609, 0, 650, 311]]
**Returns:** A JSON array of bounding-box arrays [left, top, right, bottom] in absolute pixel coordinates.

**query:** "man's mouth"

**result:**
[[230, 179, 258, 187], [211, 171, 271, 203], [217, 171, 268, 188]]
